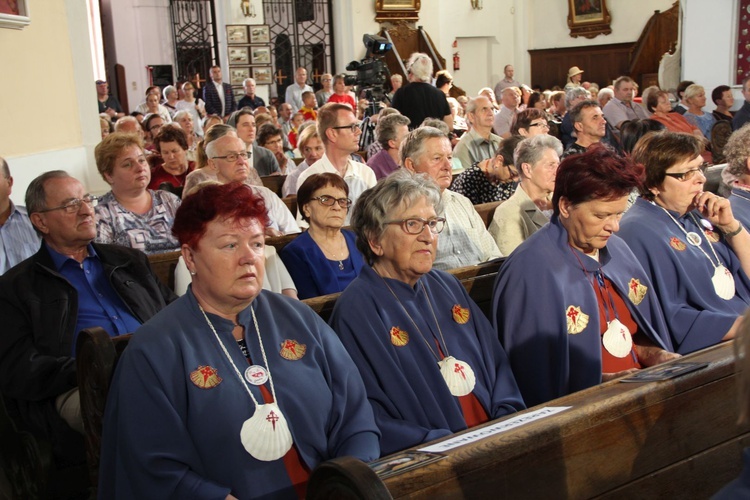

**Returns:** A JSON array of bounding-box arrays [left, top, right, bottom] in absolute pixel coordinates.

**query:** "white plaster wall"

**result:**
[[528, 0, 676, 50], [681, 0, 739, 111]]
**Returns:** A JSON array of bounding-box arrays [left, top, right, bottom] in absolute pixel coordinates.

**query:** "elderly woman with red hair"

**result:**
[[99, 182, 379, 499], [493, 145, 678, 407]]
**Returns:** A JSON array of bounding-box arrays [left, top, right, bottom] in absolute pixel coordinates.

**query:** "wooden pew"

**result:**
[[261, 175, 287, 198], [283, 196, 298, 218], [148, 250, 181, 291], [308, 342, 748, 499], [303, 259, 504, 322], [474, 200, 502, 229]]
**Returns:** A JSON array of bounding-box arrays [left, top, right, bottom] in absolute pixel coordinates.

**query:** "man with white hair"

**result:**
[[492, 87, 521, 139], [238, 78, 265, 110], [598, 87, 615, 109], [285, 67, 313, 114], [392, 52, 452, 130]]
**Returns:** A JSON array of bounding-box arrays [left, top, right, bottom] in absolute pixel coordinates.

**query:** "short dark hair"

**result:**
[[712, 85, 731, 106], [676, 80, 695, 98], [631, 131, 704, 200], [154, 125, 188, 152], [568, 100, 600, 125], [256, 123, 283, 147], [646, 89, 670, 113], [296, 173, 349, 223], [143, 113, 164, 133], [553, 145, 644, 216], [619, 119, 665, 155], [511, 108, 546, 134], [173, 182, 269, 249], [0, 156, 9, 178], [25, 170, 71, 214]]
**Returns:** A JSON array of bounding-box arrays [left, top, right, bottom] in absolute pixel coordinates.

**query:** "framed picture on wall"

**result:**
[[228, 46, 250, 65], [567, 0, 611, 39], [230, 67, 251, 86], [233, 86, 245, 103], [249, 25, 270, 44], [250, 46, 271, 65], [0, 0, 30, 29], [253, 67, 273, 85], [226, 25, 249, 44]]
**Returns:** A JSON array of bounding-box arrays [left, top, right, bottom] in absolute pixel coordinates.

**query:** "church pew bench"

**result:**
[[260, 174, 287, 198], [282, 195, 298, 218], [303, 259, 504, 322], [307, 342, 748, 499], [147, 250, 181, 291], [473, 200, 503, 229]]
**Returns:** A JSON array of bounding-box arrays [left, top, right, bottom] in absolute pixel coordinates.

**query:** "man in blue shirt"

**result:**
[[0, 156, 40, 274], [0, 170, 176, 468]]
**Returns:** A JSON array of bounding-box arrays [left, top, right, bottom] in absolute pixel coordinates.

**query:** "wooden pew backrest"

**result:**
[[148, 250, 181, 291]]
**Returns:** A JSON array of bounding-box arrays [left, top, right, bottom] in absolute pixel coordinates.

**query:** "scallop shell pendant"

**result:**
[[240, 403, 293, 461], [712, 265, 736, 300], [602, 318, 633, 358], [438, 356, 476, 397]]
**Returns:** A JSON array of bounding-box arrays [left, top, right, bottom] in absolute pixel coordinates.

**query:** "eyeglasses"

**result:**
[[312, 196, 352, 208], [331, 123, 361, 133], [528, 121, 550, 129], [212, 152, 250, 162], [664, 163, 709, 182], [38, 195, 98, 214], [386, 217, 446, 235]]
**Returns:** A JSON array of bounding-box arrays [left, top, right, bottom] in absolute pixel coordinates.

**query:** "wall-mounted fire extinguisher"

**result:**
[[453, 52, 460, 72]]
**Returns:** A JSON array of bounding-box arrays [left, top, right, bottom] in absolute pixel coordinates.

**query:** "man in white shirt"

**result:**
[[401, 126, 502, 270], [492, 87, 520, 139], [285, 67, 313, 114], [602, 76, 649, 132], [296, 103, 376, 226]]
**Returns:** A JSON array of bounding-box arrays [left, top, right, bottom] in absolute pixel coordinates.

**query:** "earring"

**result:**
[[190, 270, 197, 276]]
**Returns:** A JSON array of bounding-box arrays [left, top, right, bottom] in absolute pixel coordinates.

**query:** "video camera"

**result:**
[[344, 34, 393, 117]]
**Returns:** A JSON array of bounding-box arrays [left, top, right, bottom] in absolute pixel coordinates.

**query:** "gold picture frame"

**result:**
[[375, 0, 421, 22], [567, 0, 612, 39]]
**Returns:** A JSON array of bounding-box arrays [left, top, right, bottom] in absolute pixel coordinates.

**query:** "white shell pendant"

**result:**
[[602, 318, 633, 358], [712, 265, 736, 300], [686, 232, 702, 246], [244, 365, 268, 386], [240, 403, 293, 461], [438, 356, 476, 397]]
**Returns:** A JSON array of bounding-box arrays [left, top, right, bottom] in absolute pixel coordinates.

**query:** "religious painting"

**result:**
[[226, 25, 249, 44], [567, 0, 612, 39], [0, 0, 30, 29], [250, 46, 271, 65], [253, 67, 273, 85], [230, 67, 251, 86], [374, 0, 420, 22], [228, 46, 250, 65], [249, 24, 270, 44]]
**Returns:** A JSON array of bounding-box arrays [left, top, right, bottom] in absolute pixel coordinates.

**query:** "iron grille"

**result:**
[[170, 0, 219, 91]]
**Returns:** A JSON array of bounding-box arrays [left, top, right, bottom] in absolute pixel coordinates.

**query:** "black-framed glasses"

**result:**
[[386, 217, 446, 235], [331, 123, 361, 133], [212, 152, 250, 162], [38, 195, 98, 214], [528, 121, 550, 129], [664, 163, 709, 182], [313, 196, 351, 208]]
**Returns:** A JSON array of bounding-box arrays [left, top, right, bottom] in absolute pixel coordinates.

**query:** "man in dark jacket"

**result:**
[[0, 170, 176, 467]]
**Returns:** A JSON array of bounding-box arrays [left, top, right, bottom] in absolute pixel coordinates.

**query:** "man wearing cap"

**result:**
[[564, 66, 584, 92], [494, 64, 522, 96], [96, 80, 125, 121]]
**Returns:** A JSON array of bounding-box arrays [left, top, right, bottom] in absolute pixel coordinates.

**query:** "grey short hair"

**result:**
[[565, 87, 589, 107], [420, 119, 449, 136], [568, 100, 600, 125], [725, 123, 750, 178], [351, 168, 443, 265], [173, 110, 192, 123], [0, 156, 9, 178], [400, 126, 447, 166], [25, 170, 71, 214], [376, 114, 411, 149], [407, 52, 433, 83], [243, 78, 257, 88], [514, 135, 563, 179], [465, 96, 487, 116], [163, 85, 177, 100], [597, 87, 614, 100]]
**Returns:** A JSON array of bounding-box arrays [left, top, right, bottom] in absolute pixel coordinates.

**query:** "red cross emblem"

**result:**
[[266, 410, 279, 431], [454, 362, 466, 380]]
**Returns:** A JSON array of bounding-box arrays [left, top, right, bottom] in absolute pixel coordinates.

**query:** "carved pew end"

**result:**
[[307, 456, 392, 500]]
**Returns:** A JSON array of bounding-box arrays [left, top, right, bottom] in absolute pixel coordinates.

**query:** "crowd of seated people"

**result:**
[[4, 59, 750, 498]]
